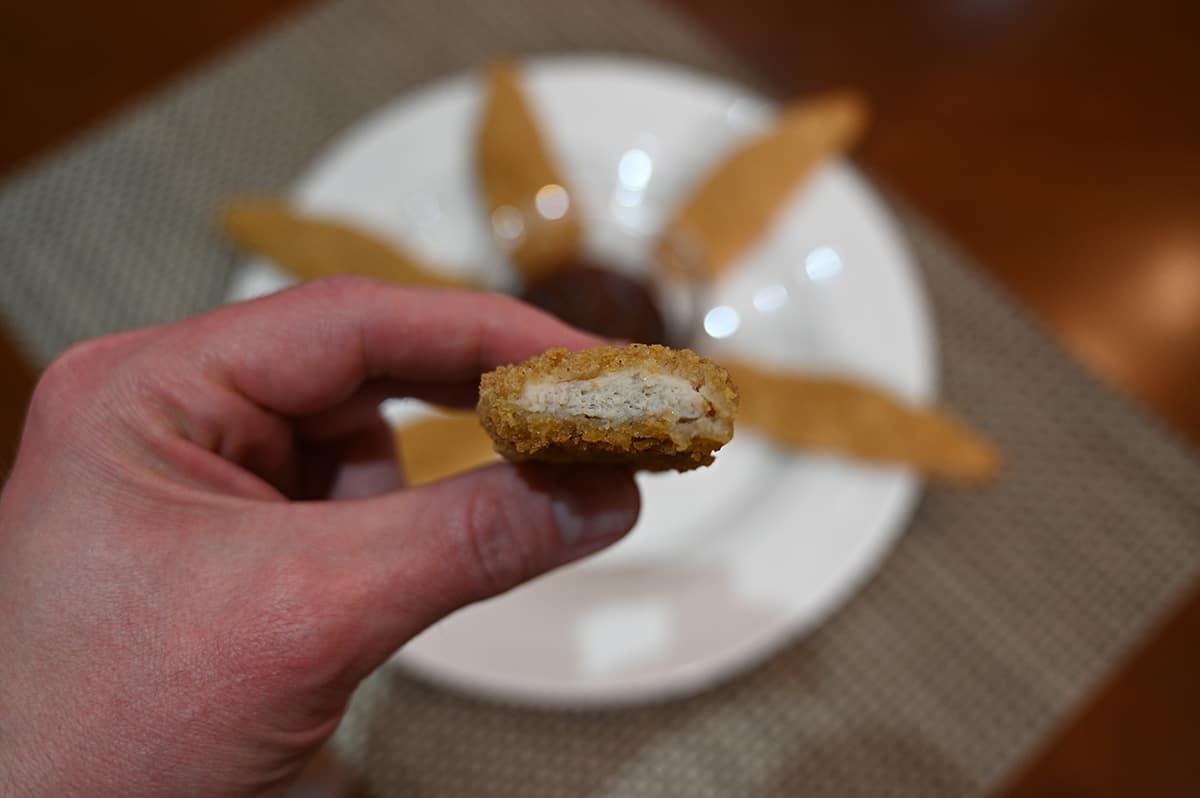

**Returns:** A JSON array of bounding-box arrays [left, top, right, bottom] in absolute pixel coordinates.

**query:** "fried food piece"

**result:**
[[394, 412, 499, 487], [657, 91, 869, 280], [478, 345, 738, 472], [222, 199, 464, 289], [725, 361, 1000, 483], [477, 62, 582, 280]]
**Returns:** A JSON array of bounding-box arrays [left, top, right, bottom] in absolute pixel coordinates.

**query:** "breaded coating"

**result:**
[[656, 91, 868, 281], [478, 344, 738, 471], [725, 361, 1000, 483], [222, 199, 463, 289], [477, 62, 582, 279]]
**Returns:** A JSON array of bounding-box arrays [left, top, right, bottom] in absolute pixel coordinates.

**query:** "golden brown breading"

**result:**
[[221, 199, 463, 289], [656, 91, 868, 281], [478, 344, 738, 472], [477, 62, 582, 279], [724, 361, 1000, 483]]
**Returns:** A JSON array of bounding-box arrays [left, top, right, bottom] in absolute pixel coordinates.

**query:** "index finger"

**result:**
[[178, 277, 602, 416]]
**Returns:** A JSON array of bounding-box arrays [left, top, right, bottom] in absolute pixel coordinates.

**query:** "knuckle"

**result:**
[[28, 331, 164, 444], [485, 291, 542, 325], [28, 338, 125, 426], [39, 338, 111, 393], [486, 291, 524, 314], [457, 487, 545, 597], [301, 274, 381, 301]]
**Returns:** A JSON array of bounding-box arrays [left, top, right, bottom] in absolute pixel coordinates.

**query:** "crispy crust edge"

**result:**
[[477, 344, 738, 472]]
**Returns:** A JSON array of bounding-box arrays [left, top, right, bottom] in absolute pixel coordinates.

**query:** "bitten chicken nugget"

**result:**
[[478, 344, 738, 471]]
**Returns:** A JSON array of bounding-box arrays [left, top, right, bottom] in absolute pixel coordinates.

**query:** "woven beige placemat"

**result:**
[[332, 205, 1200, 797], [1, 1, 1197, 795]]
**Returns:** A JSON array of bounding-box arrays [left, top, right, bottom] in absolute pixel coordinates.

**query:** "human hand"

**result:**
[[0, 277, 639, 796]]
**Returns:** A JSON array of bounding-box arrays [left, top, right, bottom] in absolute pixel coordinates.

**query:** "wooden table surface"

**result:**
[[1, 1, 1198, 794]]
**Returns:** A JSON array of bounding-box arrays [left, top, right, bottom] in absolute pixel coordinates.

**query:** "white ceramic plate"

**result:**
[[229, 56, 934, 707]]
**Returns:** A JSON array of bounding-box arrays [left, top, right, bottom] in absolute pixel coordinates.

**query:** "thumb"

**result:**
[[299, 463, 640, 670]]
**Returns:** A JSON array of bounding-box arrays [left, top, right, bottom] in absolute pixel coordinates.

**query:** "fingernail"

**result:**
[[550, 470, 640, 548]]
